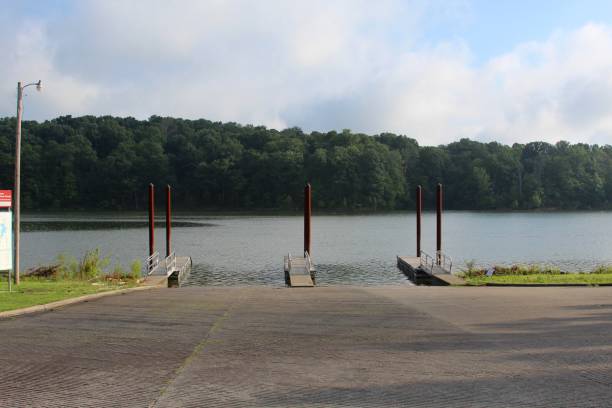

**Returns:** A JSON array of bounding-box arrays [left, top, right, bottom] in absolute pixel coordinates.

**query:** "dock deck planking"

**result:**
[[284, 255, 315, 287]]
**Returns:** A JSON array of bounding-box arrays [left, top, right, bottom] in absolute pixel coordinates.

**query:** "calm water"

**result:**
[[19, 211, 612, 286]]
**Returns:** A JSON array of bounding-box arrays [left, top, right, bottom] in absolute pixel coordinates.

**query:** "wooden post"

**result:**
[[436, 183, 443, 265], [304, 183, 312, 256], [166, 185, 171, 257], [148, 183, 155, 257], [416, 185, 422, 257]]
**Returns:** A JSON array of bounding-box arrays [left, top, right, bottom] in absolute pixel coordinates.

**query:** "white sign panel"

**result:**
[[0, 211, 12, 270]]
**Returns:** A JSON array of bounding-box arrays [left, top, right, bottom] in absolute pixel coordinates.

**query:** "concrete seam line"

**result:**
[[0, 284, 164, 320], [148, 294, 245, 408]]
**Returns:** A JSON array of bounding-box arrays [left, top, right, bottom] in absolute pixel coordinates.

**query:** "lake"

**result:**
[[19, 211, 612, 286]]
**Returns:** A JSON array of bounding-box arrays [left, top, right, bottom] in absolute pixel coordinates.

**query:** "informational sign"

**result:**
[[0, 211, 12, 270], [0, 190, 12, 208]]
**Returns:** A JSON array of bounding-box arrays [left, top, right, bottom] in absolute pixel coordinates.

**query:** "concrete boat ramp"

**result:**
[[2, 285, 612, 407]]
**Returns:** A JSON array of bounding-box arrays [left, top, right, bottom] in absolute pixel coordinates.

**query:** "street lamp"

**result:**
[[14, 80, 41, 285]]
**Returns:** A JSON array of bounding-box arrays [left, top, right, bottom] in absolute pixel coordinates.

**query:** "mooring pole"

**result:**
[[148, 183, 155, 257], [304, 183, 312, 256], [416, 185, 422, 257], [166, 184, 171, 257], [436, 183, 443, 265]]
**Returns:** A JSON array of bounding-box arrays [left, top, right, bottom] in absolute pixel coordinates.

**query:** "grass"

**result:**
[[0, 248, 143, 313], [461, 262, 612, 285], [0, 277, 137, 313], [465, 273, 612, 285]]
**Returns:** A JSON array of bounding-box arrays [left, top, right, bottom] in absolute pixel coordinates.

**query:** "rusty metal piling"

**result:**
[[436, 183, 443, 265], [416, 185, 422, 257], [148, 183, 155, 257], [166, 185, 171, 257], [304, 183, 312, 256]]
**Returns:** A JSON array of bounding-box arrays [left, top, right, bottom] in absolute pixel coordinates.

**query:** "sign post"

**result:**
[[0, 190, 12, 292]]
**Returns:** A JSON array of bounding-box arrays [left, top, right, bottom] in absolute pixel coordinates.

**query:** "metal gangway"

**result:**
[[419, 250, 453, 275], [397, 250, 460, 285], [144, 251, 192, 286], [284, 251, 316, 287]]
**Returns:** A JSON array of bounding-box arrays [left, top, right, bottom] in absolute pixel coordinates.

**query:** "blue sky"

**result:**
[[2, 0, 612, 145], [432, 0, 612, 63]]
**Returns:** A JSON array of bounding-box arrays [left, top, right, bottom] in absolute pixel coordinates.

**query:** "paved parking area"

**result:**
[[2, 285, 612, 407]]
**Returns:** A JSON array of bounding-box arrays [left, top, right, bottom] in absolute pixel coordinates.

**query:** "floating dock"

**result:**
[[144, 252, 192, 287], [284, 253, 316, 287], [399, 183, 463, 285], [397, 255, 463, 286]]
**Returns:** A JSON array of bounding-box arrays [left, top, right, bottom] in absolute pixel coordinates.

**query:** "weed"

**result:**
[[130, 259, 142, 280]]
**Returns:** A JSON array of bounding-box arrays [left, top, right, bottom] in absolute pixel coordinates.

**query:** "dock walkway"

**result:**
[[144, 254, 192, 287], [284, 253, 316, 287]]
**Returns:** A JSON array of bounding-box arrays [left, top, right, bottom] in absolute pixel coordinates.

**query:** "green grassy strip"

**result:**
[[465, 273, 612, 286], [0, 278, 136, 313]]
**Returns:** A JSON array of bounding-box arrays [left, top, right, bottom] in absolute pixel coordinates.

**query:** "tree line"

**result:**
[[0, 115, 611, 211]]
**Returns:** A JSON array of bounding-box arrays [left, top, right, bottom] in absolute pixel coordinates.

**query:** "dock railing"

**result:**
[[145, 251, 160, 275], [419, 250, 435, 272], [177, 256, 192, 278], [436, 251, 453, 273], [304, 251, 312, 272], [165, 251, 177, 274], [305, 250, 315, 281]]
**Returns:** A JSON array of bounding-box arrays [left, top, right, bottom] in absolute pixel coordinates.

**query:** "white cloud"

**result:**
[[2, 2, 612, 146]]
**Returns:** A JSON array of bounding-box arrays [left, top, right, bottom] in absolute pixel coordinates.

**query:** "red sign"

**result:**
[[0, 190, 12, 208]]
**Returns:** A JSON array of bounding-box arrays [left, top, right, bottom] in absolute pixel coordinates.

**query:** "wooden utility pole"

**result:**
[[13, 80, 41, 285], [13, 82, 22, 285]]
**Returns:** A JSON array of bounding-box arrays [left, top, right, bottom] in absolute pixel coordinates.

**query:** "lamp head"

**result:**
[[36, 80, 42, 92]]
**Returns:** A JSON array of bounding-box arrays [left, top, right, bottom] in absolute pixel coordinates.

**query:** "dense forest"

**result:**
[[0, 115, 611, 211]]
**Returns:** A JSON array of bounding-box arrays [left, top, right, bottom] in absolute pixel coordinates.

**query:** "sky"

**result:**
[[3, 0, 612, 146]]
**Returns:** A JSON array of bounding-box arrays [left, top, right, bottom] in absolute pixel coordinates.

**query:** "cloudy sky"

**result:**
[[3, 0, 612, 145]]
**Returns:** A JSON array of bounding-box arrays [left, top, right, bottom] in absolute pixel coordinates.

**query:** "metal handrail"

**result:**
[[419, 250, 435, 272], [179, 257, 192, 276], [175, 256, 192, 282], [166, 252, 176, 274], [304, 251, 312, 273], [145, 251, 160, 275], [436, 251, 453, 273]]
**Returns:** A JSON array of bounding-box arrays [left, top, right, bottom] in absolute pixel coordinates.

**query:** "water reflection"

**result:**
[[23, 220, 214, 232]]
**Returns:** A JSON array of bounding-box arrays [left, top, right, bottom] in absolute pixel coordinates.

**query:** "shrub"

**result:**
[[461, 263, 562, 277], [78, 249, 110, 280], [51, 250, 143, 282], [591, 265, 612, 274], [56, 253, 79, 280], [130, 260, 142, 280]]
